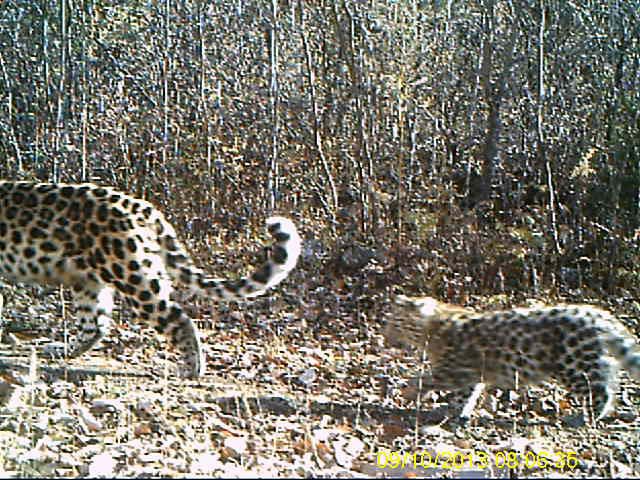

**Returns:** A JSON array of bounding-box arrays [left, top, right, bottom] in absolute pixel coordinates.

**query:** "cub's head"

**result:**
[[394, 295, 440, 318], [394, 295, 472, 320], [385, 295, 474, 349], [384, 295, 443, 349]]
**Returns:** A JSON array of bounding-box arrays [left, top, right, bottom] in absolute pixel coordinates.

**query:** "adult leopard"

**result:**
[[0, 181, 301, 377]]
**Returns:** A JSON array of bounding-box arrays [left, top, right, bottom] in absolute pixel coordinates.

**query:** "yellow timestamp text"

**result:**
[[376, 449, 579, 471]]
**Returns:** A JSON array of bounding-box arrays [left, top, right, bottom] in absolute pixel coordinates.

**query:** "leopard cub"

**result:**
[[386, 295, 640, 421]]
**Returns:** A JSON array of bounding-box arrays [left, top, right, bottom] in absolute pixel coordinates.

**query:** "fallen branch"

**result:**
[[0, 359, 152, 383]]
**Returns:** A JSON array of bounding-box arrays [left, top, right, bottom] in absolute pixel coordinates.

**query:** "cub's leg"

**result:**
[[561, 356, 618, 421], [410, 359, 489, 421], [415, 380, 488, 419]]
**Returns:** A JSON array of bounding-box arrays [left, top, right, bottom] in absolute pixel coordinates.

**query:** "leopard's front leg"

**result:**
[[45, 283, 115, 359]]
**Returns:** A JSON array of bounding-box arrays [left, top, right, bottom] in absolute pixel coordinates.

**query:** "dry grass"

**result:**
[[0, 277, 638, 478]]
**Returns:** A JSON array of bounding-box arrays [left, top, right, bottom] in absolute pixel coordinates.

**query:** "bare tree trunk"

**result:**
[[0, 52, 22, 173], [41, 0, 51, 119], [537, 0, 561, 258], [53, 0, 69, 182], [395, 89, 405, 245], [478, 0, 516, 203], [80, 0, 89, 181], [267, 0, 280, 212], [478, 0, 496, 202], [161, 0, 171, 182], [343, 1, 374, 236], [39, 0, 53, 181], [300, 0, 337, 228]]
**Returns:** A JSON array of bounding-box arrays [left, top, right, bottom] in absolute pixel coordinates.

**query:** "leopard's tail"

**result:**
[[164, 216, 301, 300], [603, 323, 640, 381]]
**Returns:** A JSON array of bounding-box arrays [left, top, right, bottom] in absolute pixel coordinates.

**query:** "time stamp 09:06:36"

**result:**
[[376, 450, 580, 471]]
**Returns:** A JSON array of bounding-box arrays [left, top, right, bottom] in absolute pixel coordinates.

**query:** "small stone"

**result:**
[[87, 452, 116, 478], [91, 399, 125, 415], [191, 453, 223, 474], [561, 413, 586, 428], [297, 368, 317, 387], [223, 436, 248, 458], [77, 406, 102, 432]]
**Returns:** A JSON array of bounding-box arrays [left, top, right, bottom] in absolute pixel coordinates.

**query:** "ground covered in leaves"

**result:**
[[0, 264, 639, 478]]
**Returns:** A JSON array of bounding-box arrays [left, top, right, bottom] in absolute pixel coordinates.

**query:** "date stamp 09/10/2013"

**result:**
[[376, 449, 580, 472]]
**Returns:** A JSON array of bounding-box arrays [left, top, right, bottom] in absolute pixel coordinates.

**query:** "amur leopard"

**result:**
[[386, 295, 640, 421], [0, 181, 301, 378]]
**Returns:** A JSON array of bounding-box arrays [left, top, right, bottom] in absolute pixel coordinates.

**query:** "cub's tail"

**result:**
[[605, 323, 640, 381]]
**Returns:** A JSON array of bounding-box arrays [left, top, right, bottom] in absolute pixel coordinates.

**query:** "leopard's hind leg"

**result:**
[[119, 254, 204, 378], [564, 356, 619, 421]]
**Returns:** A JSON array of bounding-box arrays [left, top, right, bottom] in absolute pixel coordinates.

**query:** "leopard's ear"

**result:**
[[394, 294, 422, 307], [395, 295, 439, 316], [394, 294, 413, 306]]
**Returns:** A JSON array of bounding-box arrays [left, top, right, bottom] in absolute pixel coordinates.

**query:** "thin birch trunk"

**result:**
[[267, 0, 280, 212], [54, 0, 68, 182], [537, 0, 561, 256], [300, 0, 337, 228]]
